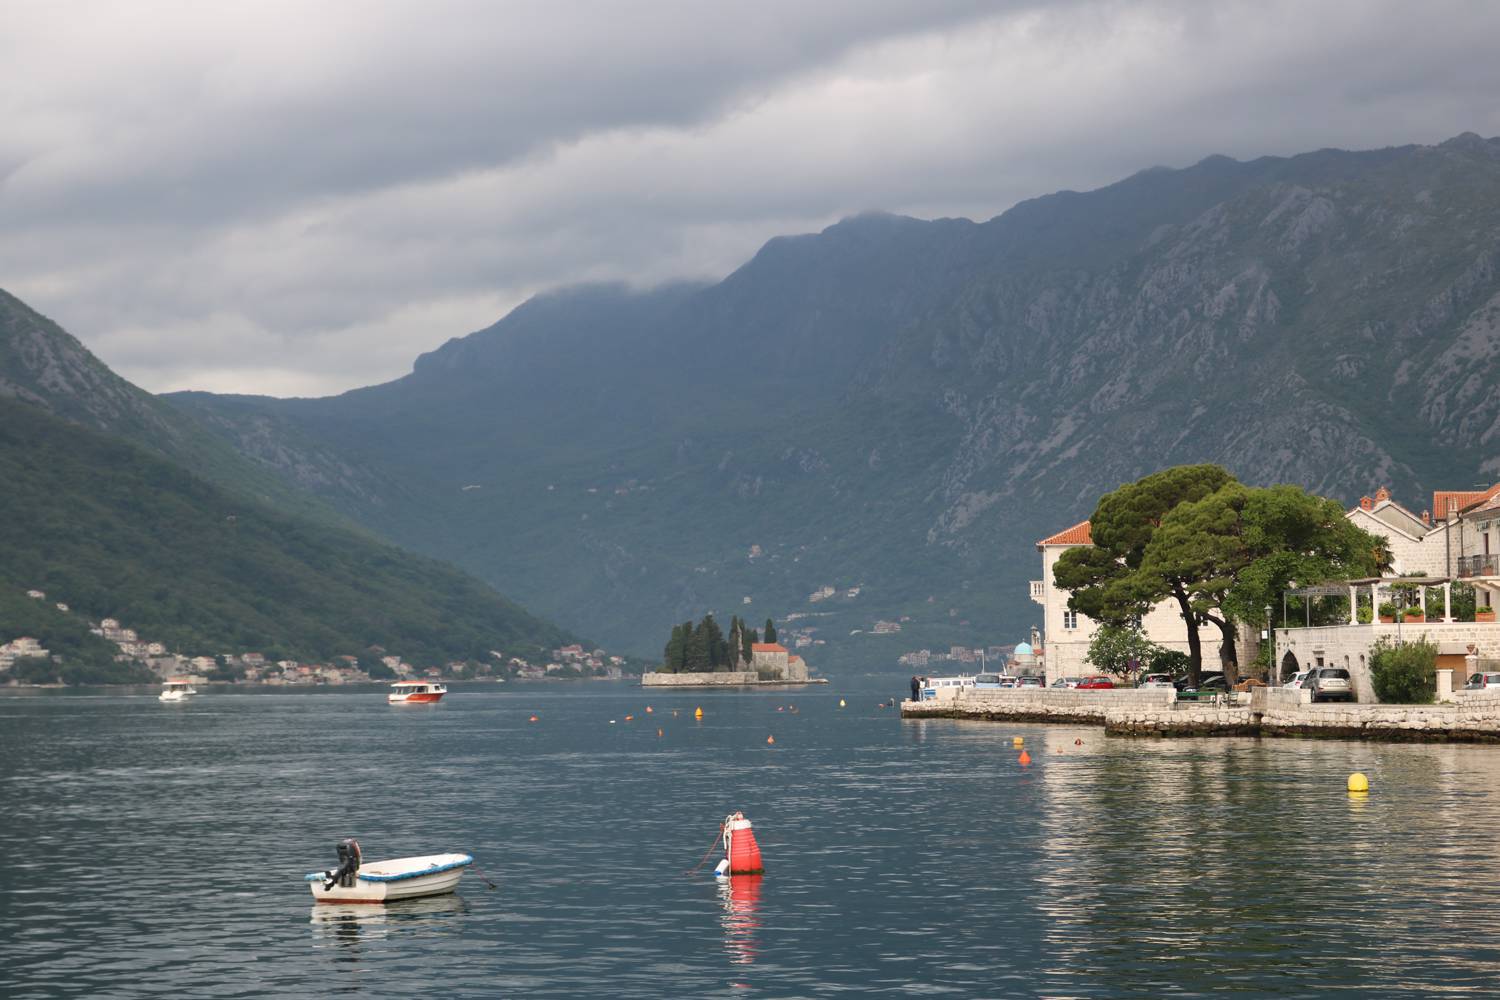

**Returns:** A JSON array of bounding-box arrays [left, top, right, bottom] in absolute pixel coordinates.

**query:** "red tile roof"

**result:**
[[1435, 485, 1500, 520], [751, 643, 787, 653], [1036, 520, 1092, 547]]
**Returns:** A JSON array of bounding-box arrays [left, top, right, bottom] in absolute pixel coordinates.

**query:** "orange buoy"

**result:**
[[723, 811, 764, 874], [1074, 738, 1083, 746], [1018, 750, 1032, 765], [695, 706, 704, 719], [766, 735, 775, 745], [657, 728, 664, 737], [528, 715, 539, 722], [625, 715, 634, 721]]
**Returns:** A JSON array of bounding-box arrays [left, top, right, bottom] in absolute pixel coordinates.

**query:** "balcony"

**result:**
[[1029, 580, 1045, 605], [1458, 555, 1500, 579]]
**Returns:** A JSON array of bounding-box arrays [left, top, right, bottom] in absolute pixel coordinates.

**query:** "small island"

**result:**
[[642, 615, 824, 687]]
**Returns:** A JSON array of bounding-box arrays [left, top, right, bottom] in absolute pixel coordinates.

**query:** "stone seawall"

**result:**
[[640, 671, 826, 687], [641, 671, 759, 687], [903, 686, 1500, 742], [901, 688, 1177, 724], [1105, 706, 1260, 737]]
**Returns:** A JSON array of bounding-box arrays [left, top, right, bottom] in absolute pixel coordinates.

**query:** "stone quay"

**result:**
[[900, 686, 1500, 743]]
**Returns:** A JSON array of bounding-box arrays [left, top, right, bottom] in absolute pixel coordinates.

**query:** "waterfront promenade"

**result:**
[[901, 686, 1500, 742]]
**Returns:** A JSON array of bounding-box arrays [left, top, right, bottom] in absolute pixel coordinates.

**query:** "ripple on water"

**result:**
[[4, 685, 1500, 997]]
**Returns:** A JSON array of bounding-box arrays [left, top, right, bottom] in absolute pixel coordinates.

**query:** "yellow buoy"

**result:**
[[839, 699, 846, 708], [1012, 736, 1024, 747], [1347, 772, 1369, 793], [694, 706, 704, 719]]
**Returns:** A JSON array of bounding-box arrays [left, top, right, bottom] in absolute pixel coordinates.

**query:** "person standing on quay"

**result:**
[[910, 675, 921, 702]]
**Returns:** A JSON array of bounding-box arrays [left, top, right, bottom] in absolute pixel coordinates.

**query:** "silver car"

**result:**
[[1307, 667, 1354, 703]]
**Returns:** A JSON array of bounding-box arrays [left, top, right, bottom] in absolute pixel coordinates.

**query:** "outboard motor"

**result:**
[[323, 838, 362, 890]]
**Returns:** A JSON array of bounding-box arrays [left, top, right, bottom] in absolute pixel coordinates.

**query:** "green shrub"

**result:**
[[1369, 637, 1436, 704]]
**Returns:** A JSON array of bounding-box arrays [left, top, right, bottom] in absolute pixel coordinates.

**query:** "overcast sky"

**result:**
[[4, 1, 1499, 398]]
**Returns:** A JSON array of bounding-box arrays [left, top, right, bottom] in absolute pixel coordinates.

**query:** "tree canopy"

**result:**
[[1055, 466, 1382, 685]]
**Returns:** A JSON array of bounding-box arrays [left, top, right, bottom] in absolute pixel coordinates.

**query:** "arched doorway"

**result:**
[[1280, 651, 1300, 680]]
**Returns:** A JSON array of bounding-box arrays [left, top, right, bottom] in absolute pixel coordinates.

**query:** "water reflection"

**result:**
[[310, 894, 471, 959], [716, 874, 762, 965]]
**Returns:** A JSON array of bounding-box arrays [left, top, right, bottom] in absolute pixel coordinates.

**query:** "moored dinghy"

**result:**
[[306, 838, 475, 903]]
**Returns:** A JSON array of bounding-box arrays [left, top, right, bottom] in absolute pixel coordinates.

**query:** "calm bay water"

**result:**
[[4, 675, 1500, 998]]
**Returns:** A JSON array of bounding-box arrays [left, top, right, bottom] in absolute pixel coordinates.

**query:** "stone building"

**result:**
[[749, 642, 808, 681]]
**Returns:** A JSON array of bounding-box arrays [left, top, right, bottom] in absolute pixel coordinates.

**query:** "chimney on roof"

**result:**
[[1422, 509, 1430, 525], [1375, 486, 1390, 503], [1360, 496, 1374, 511]]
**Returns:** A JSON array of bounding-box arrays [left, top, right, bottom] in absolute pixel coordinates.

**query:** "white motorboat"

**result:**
[[306, 839, 474, 904], [388, 680, 447, 704], [158, 679, 197, 702]]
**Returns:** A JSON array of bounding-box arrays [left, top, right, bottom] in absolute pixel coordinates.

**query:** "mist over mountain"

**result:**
[[166, 134, 1500, 661]]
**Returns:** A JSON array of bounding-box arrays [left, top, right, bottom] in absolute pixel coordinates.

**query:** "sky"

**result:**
[[4, 0, 1500, 398]]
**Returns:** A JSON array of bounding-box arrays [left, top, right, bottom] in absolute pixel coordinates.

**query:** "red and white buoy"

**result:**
[[716, 811, 764, 876]]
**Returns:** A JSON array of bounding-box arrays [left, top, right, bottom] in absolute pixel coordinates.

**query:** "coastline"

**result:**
[[902, 687, 1500, 744], [641, 671, 829, 688]]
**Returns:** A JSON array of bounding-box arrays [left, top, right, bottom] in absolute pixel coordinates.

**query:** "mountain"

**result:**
[[0, 290, 355, 524], [0, 395, 578, 672], [166, 134, 1500, 662]]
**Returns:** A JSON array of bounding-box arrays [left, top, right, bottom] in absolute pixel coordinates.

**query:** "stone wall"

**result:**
[[901, 687, 1176, 723], [1259, 700, 1500, 741], [641, 671, 759, 687], [1105, 705, 1260, 737]]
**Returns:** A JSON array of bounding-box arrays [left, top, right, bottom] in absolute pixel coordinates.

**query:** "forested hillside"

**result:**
[[0, 396, 578, 669]]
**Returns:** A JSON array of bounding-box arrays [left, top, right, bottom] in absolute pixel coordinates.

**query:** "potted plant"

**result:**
[[1402, 608, 1425, 623], [1478, 607, 1497, 623], [1379, 602, 1397, 623]]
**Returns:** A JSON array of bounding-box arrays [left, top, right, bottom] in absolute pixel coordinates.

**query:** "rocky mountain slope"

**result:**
[[166, 134, 1500, 661]]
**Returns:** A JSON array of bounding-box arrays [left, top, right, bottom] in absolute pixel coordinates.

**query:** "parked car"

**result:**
[[997, 677, 1019, 688], [1306, 667, 1354, 703], [1176, 674, 1228, 700], [1138, 673, 1175, 689], [1284, 669, 1312, 690], [1050, 677, 1073, 688], [1464, 672, 1500, 690], [1015, 676, 1044, 689], [1076, 676, 1115, 690], [973, 673, 1004, 690]]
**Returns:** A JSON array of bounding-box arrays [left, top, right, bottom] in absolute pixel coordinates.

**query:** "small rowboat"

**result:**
[[388, 680, 447, 704], [307, 841, 474, 904]]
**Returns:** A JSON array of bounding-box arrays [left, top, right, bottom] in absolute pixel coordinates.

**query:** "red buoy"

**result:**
[[723, 811, 764, 875]]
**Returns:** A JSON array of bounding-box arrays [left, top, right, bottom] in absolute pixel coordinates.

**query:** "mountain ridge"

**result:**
[[163, 132, 1500, 661]]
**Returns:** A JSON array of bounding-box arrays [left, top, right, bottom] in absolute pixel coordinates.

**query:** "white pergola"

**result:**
[[1343, 576, 1455, 623]]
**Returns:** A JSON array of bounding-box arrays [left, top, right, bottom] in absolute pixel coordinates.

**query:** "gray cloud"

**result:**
[[3, 0, 1499, 396]]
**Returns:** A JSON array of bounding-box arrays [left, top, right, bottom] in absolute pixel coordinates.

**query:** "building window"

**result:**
[[1063, 610, 1078, 630]]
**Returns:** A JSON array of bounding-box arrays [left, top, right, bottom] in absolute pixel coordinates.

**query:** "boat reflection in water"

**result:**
[[716, 874, 762, 965], [310, 894, 471, 960]]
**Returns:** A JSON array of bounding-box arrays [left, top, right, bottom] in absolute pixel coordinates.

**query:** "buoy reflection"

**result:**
[[716, 874, 762, 965]]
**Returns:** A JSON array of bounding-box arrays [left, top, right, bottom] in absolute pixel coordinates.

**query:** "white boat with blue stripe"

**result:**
[[306, 839, 475, 904]]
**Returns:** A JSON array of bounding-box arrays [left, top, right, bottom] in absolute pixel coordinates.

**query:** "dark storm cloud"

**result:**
[[2, 0, 1499, 396]]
